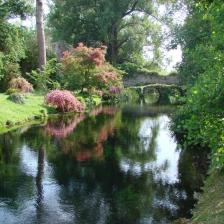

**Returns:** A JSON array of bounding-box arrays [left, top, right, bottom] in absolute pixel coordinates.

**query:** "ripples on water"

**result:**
[[0, 105, 208, 224]]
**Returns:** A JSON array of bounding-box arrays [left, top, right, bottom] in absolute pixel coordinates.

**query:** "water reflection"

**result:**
[[0, 105, 208, 224]]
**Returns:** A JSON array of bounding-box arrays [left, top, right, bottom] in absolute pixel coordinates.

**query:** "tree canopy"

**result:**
[[48, 0, 167, 64]]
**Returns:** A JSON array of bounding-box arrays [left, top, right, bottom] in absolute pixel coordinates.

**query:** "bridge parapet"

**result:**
[[123, 73, 180, 87]]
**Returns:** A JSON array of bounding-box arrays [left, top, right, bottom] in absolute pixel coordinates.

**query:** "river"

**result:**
[[0, 104, 208, 224]]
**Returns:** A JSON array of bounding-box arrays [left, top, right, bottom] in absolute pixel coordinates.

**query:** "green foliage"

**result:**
[[119, 88, 139, 103], [20, 29, 57, 75], [6, 88, 18, 95], [0, 23, 26, 89], [172, 0, 224, 170], [0, 0, 32, 20], [0, 0, 32, 91], [27, 59, 61, 91], [48, 0, 164, 64]]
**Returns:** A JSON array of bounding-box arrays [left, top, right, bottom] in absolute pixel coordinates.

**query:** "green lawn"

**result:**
[[0, 93, 47, 133], [192, 171, 224, 224]]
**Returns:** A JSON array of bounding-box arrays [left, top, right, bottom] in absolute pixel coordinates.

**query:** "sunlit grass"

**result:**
[[192, 172, 224, 224], [0, 93, 46, 132]]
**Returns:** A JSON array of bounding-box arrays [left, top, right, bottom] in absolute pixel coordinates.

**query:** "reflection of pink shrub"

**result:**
[[45, 90, 85, 112], [45, 114, 85, 138]]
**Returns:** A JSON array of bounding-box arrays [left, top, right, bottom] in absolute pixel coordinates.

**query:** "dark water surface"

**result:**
[[0, 105, 207, 224]]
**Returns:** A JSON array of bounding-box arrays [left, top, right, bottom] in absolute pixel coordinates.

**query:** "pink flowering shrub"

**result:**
[[95, 71, 118, 84], [109, 86, 122, 95], [60, 43, 123, 95], [62, 43, 106, 67], [9, 77, 33, 93], [45, 90, 85, 112]]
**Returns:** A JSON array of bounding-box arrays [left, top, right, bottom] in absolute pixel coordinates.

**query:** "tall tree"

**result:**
[[36, 0, 46, 69], [48, 0, 164, 64]]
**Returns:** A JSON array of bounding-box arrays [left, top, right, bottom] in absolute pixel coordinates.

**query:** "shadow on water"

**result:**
[[0, 104, 209, 224]]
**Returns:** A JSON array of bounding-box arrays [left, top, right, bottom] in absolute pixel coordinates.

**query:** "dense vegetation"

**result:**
[[0, 0, 176, 130], [48, 0, 164, 67], [1, 0, 224, 222], [172, 0, 224, 170]]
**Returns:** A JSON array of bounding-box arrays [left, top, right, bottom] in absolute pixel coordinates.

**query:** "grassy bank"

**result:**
[[191, 171, 224, 224], [0, 93, 47, 133], [0, 92, 103, 134]]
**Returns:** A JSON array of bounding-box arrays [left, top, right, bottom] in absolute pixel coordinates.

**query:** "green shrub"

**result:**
[[8, 93, 25, 104], [119, 89, 139, 103], [27, 58, 61, 91], [6, 88, 18, 95]]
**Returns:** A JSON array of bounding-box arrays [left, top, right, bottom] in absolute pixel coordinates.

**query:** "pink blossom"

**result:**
[[45, 90, 85, 112], [109, 86, 122, 94]]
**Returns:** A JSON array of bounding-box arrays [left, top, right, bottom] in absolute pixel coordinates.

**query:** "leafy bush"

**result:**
[[27, 59, 61, 91], [45, 90, 85, 113], [119, 88, 139, 103], [6, 88, 18, 95], [8, 77, 33, 93], [8, 92, 25, 104], [172, 0, 224, 170]]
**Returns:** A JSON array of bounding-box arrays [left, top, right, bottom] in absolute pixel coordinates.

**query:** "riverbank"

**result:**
[[0, 93, 47, 133], [191, 171, 224, 224], [0, 92, 103, 134]]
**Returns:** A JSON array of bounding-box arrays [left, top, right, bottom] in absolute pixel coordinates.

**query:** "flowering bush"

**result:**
[[109, 86, 122, 95], [9, 77, 33, 93], [63, 42, 106, 66], [95, 71, 119, 88], [45, 90, 85, 112], [60, 43, 123, 95]]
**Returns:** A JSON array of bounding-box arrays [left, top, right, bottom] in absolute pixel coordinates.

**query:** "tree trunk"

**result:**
[[109, 23, 118, 64], [36, 0, 46, 70]]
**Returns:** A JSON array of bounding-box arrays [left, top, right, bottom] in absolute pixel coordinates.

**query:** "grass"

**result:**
[[192, 171, 224, 224], [0, 92, 103, 133], [0, 93, 47, 133]]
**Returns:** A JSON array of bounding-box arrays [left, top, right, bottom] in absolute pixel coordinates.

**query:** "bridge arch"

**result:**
[[124, 72, 184, 104], [128, 84, 184, 104]]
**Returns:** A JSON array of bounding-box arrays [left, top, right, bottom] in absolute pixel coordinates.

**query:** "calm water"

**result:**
[[0, 105, 208, 224]]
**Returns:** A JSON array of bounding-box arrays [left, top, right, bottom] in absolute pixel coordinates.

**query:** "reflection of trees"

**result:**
[[0, 130, 36, 211], [36, 146, 45, 223], [115, 114, 160, 164], [175, 148, 209, 218], [42, 108, 122, 162], [0, 131, 21, 199], [0, 106, 209, 223], [90, 105, 119, 117]]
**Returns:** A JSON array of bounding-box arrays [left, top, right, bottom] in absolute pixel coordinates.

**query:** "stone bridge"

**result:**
[[123, 72, 180, 87], [123, 73, 183, 104]]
